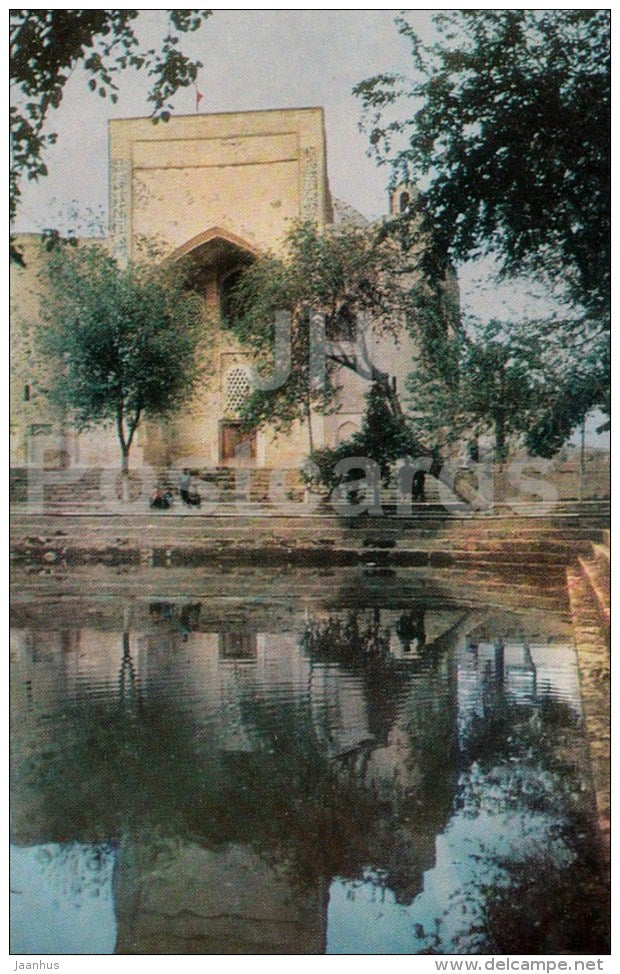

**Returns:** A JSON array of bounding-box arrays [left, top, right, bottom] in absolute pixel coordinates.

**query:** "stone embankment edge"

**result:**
[[566, 563, 611, 872]]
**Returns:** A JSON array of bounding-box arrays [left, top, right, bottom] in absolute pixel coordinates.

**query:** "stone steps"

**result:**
[[10, 504, 608, 592], [9, 522, 604, 544], [578, 547, 611, 626], [9, 466, 307, 507], [6, 551, 593, 573], [9, 542, 576, 573], [10, 561, 573, 616], [566, 563, 610, 867], [6, 497, 483, 513], [10, 509, 609, 528], [10, 521, 605, 542], [10, 466, 610, 514], [10, 522, 609, 547]]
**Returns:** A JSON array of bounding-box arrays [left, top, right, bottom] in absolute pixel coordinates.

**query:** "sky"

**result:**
[[14, 10, 423, 231], [12, 8, 562, 326]]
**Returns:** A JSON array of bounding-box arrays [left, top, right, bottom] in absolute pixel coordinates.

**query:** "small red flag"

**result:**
[[195, 87, 204, 112]]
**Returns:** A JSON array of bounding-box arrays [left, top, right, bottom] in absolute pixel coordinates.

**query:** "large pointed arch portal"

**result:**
[[171, 226, 259, 312], [171, 227, 261, 466], [172, 226, 259, 272], [172, 226, 260, 262]]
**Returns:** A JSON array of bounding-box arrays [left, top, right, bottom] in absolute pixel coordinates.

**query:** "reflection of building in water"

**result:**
[[457, 640, 581, 745], [12, 620, 382, 756], [115, 840, 329, 954], [10, 628, 119, 771], [10, 615, 464, 952]]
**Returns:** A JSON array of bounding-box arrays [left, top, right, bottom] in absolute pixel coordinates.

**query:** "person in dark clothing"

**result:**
[[150, 486, 172, 510], [179, 468, 201, 506], [411, 470, 426, 502], [396, 460, 427, 507], [396, 610, 426, 653], [179, 468, 191, 503]]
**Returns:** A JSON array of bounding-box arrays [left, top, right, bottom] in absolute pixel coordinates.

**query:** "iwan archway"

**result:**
[[158, 227, 261, 468]]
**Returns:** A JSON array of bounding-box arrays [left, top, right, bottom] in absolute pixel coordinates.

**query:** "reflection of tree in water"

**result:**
[[300, 610, 391, 663], [301, 608, 439, 662], [302, 610, 403, 748], [300, 609, 456, 798], [228, 689, 452, 904], [118, 632, 140, 714], [395, 610, 426, 653], [14, 625, 455, 909], [15, 619, 607, 952], [428, 670, 610, 955]]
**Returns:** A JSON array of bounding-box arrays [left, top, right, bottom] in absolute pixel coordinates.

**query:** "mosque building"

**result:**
[[10, 106, 419, 474]]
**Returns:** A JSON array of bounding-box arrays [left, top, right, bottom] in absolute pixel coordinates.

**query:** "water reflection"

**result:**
[[11, 842, 116, 954], [10, 601, 609, 954]]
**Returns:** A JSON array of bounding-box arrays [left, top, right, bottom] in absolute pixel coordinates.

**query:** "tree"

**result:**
[[406, 319, 543, 463], [227, 220, 480, 501], [37, 242, 208, 479], [519, 325, 610, 457], [406, 317, 610, 462], [307, 380, 427, 492], [10, 9, 211, 233], [355, 10, 610, 449], [227, 220, 423, 454], [355, 10, 610, 320]]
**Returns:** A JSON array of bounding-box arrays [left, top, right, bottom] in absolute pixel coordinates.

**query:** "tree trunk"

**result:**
[[369, 367, 404, 422], [306, 391, 315, 455], [578, 414, 586, 501], [120, 446, 130, 503], [494, 414, 507, 463], [116, 407, 141, 505]]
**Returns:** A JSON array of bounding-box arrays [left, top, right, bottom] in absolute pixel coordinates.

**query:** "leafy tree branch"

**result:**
[[10, 9, 211, 234]]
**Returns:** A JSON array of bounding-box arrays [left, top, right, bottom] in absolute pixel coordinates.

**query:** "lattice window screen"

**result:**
[[225, 367, 251, 415]]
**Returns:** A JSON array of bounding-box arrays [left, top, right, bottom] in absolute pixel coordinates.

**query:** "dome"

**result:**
[[331, 198, 369, 228]]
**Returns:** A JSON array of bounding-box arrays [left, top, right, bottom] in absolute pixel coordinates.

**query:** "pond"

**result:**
[[10, 591, 609, 955]]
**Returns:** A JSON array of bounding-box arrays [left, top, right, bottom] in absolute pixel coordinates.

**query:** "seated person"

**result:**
[[150, 486, 172, 510]]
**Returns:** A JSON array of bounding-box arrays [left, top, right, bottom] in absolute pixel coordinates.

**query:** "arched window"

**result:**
[[399, 191, 411, 213], [225, 366, 251, 416], [336, 421, 358, 444]]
